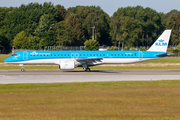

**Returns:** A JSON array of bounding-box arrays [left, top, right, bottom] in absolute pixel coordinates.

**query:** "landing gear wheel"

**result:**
[[21, 68, 25, 72], [86, 68, 91, 72]]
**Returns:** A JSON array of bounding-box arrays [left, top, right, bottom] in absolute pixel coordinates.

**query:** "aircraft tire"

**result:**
[[21, 68, 25, 72], [86, 68, 91, 72]]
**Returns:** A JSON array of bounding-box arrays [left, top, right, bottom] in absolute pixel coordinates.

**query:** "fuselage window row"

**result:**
[[30, 53, 136, 57]]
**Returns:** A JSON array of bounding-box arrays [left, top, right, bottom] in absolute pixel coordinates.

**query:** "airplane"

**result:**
[[4, 30, 173, 72]]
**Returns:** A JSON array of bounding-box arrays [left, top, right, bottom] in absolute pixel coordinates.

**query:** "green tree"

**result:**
[[55, 4, 66, 21], [67, 13, 85, 45], [13, 31, 28, 49], [39, 39, 47, 49], [107, 46, 118, 50], [84, 39, 99, 50], [5, 2, 59, 46], [166, 10, 180, 46], [111, 6, 164, 48], [55, 21, 72, 46], [176, 43, 180, 52], [27, 35, 41, 50], [68, 6, 111, 45], [34, 13, 56, 46]]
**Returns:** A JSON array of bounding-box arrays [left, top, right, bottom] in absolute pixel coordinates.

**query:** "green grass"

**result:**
[[1, 81, 180, 119], [0, 54, 11, 62]]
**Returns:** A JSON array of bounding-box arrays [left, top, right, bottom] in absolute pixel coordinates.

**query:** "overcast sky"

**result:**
[[1, 0, 180, 16]]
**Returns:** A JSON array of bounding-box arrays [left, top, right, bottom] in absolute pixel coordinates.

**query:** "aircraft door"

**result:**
[[138, 51, 143, 60], [23, 51, 28, 60]]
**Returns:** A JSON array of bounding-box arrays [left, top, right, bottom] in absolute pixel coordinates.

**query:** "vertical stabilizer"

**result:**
[[147, 30, 172, 52]]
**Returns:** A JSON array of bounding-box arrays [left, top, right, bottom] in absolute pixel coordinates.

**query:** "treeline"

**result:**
[[0, 2, 180, 51]]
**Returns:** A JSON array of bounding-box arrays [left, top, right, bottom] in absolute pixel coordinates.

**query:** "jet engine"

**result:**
[[59, 61, 75, 70]]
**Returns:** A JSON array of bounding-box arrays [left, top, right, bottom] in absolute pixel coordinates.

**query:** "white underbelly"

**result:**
[[102, 58, 157, 64]]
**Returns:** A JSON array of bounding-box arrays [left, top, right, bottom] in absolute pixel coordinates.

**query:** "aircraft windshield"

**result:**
[[12, 54, 17, 56]]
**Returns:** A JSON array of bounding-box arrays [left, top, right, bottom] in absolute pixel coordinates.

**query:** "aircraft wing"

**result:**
[[75, 57, 103, 62], [156, 52, 174, 57]]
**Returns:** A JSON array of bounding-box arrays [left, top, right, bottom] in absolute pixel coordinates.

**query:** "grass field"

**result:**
[[0, 81, 180, 120], [1, 54, 180, 70]]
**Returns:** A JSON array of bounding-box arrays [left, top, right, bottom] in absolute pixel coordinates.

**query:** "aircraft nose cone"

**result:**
[[4, 57, 11, 63]]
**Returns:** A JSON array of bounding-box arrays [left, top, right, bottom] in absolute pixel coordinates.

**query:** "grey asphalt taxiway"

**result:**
[[0, 70, 180, 84]]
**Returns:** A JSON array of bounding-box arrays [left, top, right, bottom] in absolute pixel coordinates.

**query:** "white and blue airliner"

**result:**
[[4, 30, 173, 72]]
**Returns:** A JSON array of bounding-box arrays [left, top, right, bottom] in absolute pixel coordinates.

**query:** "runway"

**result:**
[[0, 70, 180, 84]]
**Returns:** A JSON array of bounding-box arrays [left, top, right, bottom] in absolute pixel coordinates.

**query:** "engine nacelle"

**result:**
[[59, 61, 75, 70]]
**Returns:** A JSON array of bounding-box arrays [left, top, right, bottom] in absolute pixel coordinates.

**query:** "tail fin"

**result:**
[[147, 30, 172, 52]]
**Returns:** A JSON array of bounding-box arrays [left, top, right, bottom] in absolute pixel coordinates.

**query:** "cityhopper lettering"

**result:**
[[155, 39, 167, 46]]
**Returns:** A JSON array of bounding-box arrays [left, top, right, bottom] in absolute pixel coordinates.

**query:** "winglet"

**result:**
[[147, 30, 172, 52]]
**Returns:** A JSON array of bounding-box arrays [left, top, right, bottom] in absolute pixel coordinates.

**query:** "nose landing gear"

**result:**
[[21, 67, 25, 72], [19, 64, 25, 72]]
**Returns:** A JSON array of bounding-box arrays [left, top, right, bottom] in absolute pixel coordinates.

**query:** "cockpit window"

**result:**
[[12, 54, 17, 56]]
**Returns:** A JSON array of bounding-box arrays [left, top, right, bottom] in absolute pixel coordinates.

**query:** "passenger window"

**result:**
[[115, 54, 116, 56], [128, 54, 130, 56], [118, 54, 120, 56], [97, 54, 98, 56], [90, 54, 92, 56], [100, 54, 102, 56], [68, 54, 70, 56], [65, 54, 66, 56], [34, 55, 35, 56], [122, 54, 123, 56], [103, 54, 105, 56], [51, 54, 52, 56], [54, 54, 56, 56], [84, 54, 85, 56], [37, 54, 39, 56], [111, 54, 113, 56], [61, 54, 63, 56], [40, 54, 42, 56], [44, 54, 45, 56], [30, 54, 32, 56]]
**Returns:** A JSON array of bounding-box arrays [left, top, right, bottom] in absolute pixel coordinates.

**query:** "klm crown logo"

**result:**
[[158, 40, 164, 42], [155, 39, 167, 46]]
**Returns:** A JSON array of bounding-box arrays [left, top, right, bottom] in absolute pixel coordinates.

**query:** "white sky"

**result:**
[[0, 0, 180, 16]]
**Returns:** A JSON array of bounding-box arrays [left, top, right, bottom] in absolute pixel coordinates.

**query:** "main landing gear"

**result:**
[[83, 64, 91, 72], [85, 68, 91, 72]]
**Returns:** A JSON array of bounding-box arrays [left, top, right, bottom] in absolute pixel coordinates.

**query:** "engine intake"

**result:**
[[59, 61, 75, 70]]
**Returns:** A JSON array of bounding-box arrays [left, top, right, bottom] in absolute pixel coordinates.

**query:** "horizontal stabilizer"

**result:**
[[156, 52, 174, 57]]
